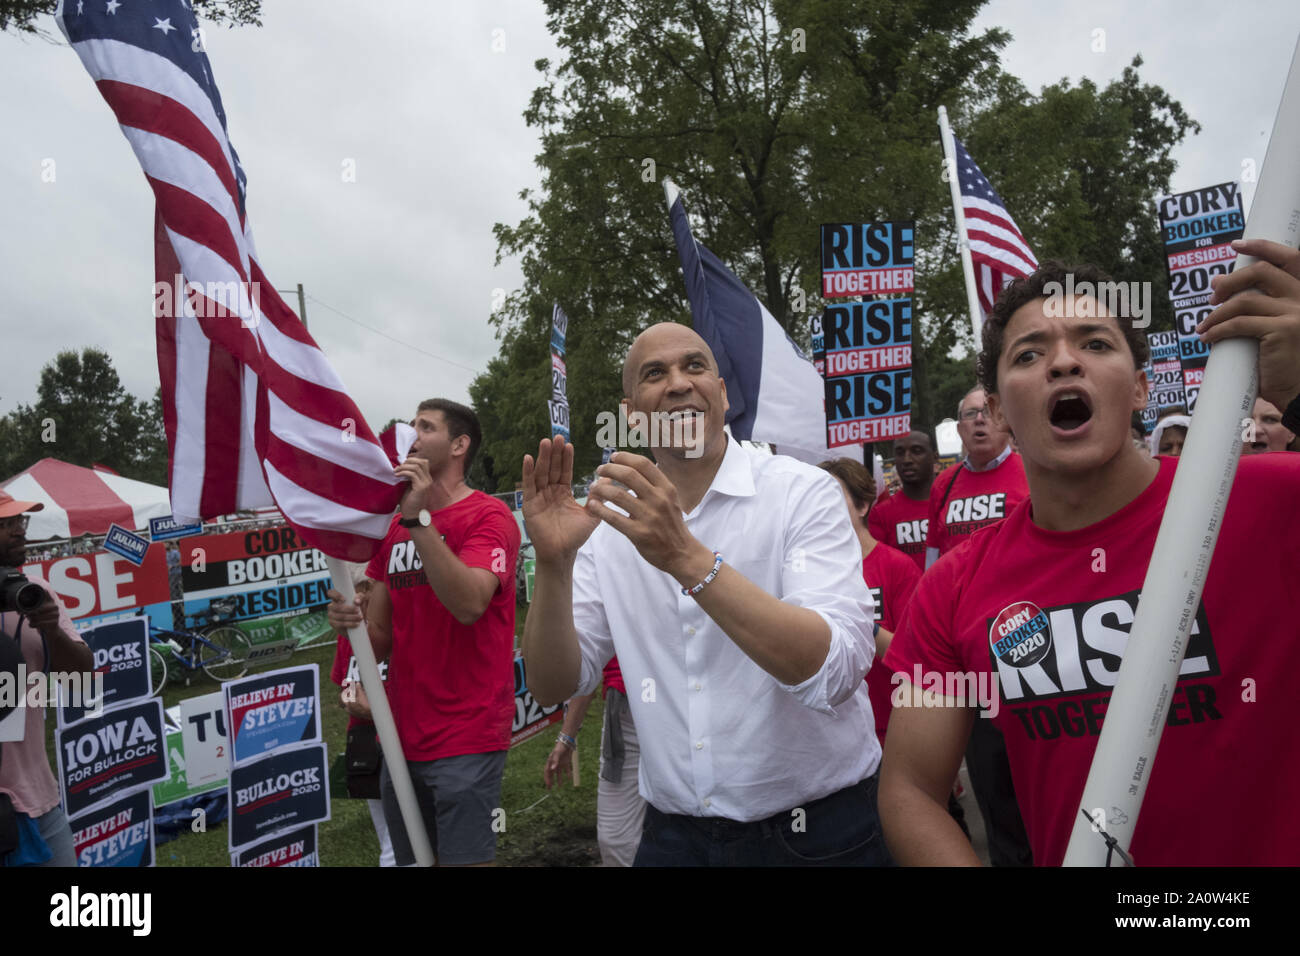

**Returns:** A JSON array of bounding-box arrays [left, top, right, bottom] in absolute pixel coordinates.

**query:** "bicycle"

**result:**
[[143, 599, 252, 694]]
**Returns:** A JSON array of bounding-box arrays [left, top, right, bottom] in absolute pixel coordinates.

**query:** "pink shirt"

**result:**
[[0, 574, 83, 816]]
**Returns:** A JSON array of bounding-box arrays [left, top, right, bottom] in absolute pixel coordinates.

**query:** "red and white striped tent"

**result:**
[[1, 458, 172, 541]]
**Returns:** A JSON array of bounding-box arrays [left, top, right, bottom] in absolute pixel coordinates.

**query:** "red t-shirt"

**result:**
[[925, 452, 1028, 559], [885, 454, 1300, 866], [868, 490, 931, 570], [365, 491, 521, 761], [862, 544, 921, 745], [330, 634, 389, 731], [602, 655, 626, 698]]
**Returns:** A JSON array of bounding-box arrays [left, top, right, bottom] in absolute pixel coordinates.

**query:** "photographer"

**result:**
[[0, 492, 92, 867]]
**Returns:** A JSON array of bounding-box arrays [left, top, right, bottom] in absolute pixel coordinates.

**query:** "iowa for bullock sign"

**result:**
[[57, 698, 167, 817]]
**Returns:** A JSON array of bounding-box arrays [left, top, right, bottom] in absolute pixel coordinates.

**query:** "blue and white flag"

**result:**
[[666, 181, 860, 463]]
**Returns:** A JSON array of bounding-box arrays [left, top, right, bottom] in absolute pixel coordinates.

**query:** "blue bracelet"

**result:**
[[682, 551, 723, 596]]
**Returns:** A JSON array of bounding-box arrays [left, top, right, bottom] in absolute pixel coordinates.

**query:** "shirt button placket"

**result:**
[[679, 589, 713, 812]]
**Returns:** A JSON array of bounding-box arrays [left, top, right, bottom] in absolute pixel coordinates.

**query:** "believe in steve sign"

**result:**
[[233, 824, 318, 867], [225, 665, 321, 764], [69, 787, 154, 867]]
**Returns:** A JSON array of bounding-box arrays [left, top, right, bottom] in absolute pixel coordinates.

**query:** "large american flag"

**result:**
[[58, 0, 406, 561], [953, 136, 1038, 316]]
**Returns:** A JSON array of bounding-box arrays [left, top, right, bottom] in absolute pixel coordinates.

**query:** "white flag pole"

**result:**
[[326, 556, 434, 867], [938, 106, 986, 349], [1063, 34, 1300, 866]]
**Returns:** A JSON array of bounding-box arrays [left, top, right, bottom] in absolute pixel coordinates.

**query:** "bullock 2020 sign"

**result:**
[[227, 743, 330, 851]]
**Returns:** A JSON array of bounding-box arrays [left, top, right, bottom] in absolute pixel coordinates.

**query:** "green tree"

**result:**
[[0, 0, 260, 35], [0, 349, 168, 485], [476, 0, 1196, 486], [133, 388, 170, 487]]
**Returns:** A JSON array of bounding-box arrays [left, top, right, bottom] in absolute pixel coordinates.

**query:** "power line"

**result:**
[[303, 293, 483, 375]]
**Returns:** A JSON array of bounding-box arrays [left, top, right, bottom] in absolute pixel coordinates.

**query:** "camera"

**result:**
[[0, 567, 46, 614]]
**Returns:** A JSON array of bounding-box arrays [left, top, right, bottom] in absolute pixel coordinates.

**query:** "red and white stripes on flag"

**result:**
[[952, 136, 1039, 316], [59, 2, 406, 561]]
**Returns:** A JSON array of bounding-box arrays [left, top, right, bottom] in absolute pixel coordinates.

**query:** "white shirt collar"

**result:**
[[964, 443, 1013, 473], [686, 436, 755, 517]]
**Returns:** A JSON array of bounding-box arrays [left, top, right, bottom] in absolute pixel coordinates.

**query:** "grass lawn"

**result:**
[[47, 604, 602, 866]]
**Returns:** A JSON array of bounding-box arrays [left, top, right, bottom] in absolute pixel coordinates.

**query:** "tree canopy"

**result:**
[[0, 348, 168, 486], [474, 0, 1198, 491]]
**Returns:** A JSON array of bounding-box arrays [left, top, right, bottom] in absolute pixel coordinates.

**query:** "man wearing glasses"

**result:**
[[0, 492, 93, 866], [924, 388, 1029, 570], [922, 387, 1032, 867]]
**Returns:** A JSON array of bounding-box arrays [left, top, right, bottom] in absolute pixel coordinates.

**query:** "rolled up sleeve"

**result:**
[[775, 471, 876, 712], [571, 538, 615, 699]]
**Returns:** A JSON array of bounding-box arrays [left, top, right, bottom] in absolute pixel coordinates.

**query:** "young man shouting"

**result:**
[[880, 243, 1300, 866]]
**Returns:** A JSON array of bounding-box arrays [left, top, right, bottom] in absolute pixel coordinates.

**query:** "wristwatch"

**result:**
[[399, 509, 431, 529]]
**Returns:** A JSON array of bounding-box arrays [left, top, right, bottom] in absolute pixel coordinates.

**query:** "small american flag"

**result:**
[[953, 136, 1038, 316], [58, 0, 407, 561]]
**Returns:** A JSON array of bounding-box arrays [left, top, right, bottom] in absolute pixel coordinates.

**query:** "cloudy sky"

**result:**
[[3, 0, 1298, 434]]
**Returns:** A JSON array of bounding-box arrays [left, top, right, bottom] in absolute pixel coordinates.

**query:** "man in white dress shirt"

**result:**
[[522, 323, 887, 866]]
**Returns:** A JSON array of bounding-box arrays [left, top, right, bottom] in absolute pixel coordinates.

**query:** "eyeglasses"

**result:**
[[0, 515, 30, 534], [959, 406, 990, 421]]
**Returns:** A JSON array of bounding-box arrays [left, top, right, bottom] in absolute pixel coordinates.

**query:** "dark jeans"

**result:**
[[633, 773, 892, 867], [965, 716, 1033, 866]]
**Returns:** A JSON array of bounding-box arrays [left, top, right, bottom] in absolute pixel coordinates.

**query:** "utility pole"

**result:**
[[277, 284, 308, 328]]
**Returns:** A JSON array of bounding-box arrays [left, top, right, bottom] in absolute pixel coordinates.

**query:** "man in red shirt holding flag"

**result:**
[[328, 400, 520, 867]]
